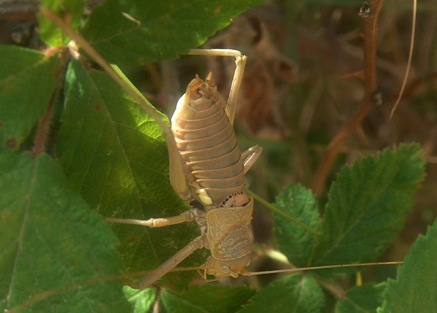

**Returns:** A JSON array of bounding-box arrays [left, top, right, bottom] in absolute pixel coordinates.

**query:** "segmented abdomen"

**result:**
[[171, 74, 246, 207]]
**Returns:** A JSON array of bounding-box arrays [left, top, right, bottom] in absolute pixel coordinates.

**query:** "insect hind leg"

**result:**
[[128, 235, 206, 289]]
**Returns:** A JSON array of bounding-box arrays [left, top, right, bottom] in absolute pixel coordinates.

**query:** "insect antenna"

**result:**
[[152, 260, 403, 281], [241, 261, 403, 277]]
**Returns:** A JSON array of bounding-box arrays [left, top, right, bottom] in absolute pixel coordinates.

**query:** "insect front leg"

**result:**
[[107, 209, 207, 288], [106, 208, 204, 228]]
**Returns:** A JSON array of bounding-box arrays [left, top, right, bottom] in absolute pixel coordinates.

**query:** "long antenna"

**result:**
[[158, 261, 403, 277], [242, 261, 403, 277]]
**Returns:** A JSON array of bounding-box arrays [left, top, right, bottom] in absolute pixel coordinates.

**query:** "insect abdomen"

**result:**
[[171, 74, 246, 207]]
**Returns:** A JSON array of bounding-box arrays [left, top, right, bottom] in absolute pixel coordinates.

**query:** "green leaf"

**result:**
[[378, 219, 437, 313], [336, 283, 386, 313], [273, 184, 320, 267], [123, 286, 157, 313], [161, 285, 255, 313], [0, 153, 129, 312], [239, 274, 324, 313], [313, 144, 424, 274], [39, 0, 86, 46], [57, 60, 202, 288], [80, 0, 262, 65], [0, 46, 60, 151]]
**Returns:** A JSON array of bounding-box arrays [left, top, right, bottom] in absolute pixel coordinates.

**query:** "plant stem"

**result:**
[[312, 0, 385, 195]]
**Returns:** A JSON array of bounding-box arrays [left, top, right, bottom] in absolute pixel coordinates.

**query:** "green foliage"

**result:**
[[0, 0, 260, 311], [273, 184, 319, 267], [336, 283, 386, 313], [0, 153, 129, 312], [0, 1, 431, 312], [80, 0, 263, 65], [0, 46, 60, 151], [378, 219, 437, 313], [273, 145, 424, 277], [39, 0, 86, 46], [160, 285, 255, 313], [58, 59, 201, 287], [239, 274, 325, 313], [269, 145, 426, 312], [314, 145, 424, 273], [123, 287, 157, 313]]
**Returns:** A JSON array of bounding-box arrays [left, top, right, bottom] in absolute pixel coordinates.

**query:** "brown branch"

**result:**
[[311, 0, 385, 195]]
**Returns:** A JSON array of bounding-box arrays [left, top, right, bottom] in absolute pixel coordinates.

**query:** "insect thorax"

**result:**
[[203, 198, 254, 277]]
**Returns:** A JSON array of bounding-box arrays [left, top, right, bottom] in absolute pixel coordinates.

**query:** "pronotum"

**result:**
[[107, 49, 263, 289]]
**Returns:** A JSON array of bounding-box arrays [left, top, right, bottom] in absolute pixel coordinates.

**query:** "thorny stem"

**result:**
[[312, 0, 385, 195]]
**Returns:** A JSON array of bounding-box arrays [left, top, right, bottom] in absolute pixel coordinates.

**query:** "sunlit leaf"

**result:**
[[123, 286, 157, 313], [39, 0, 86, 46], [81, 0, 263, 64], [58, 60, 202, 288], [0, 46, 59, 151]]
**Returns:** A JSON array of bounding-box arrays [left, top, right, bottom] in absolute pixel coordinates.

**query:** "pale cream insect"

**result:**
[[107, 49, 262, 289]]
